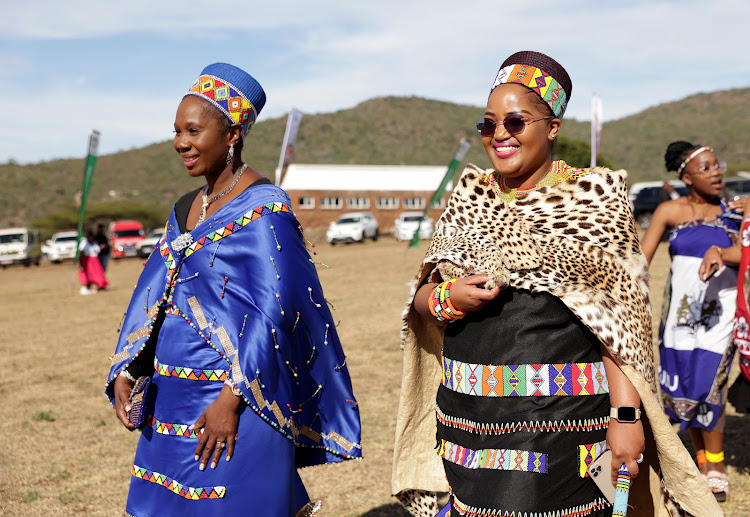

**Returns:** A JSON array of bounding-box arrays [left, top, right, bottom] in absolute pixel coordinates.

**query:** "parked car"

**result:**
[[137, 228, 165, 258], [632, 185, 688, 229], [0, 227, 41, 268], [391, 211, 435, 241], [326, 212, 379, 244], [723, 177, 750, 201], [41, 230, 79, 263], [109, 220, 145, 258]]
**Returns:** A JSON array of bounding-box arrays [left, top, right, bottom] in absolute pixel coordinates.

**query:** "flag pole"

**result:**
[[590, 93, 602, 168], [275, 108, 304, 186], [407, 138, 471, 250], [75, 130, 101, 260]]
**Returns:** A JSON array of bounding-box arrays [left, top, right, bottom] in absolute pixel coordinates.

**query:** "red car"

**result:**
[[108, 220, 145, 258]]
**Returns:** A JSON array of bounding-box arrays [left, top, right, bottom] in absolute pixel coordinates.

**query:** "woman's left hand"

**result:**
[[191, 386, 242, 470], [606, 420, 645, 484], [699, 246, 723, 281]]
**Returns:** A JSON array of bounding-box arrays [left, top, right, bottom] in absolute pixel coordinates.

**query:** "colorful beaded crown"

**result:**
[[491, 51, 571, 119], [185, 63, 266, 135]]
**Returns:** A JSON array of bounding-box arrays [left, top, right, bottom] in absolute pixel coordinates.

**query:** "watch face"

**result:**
[[618, 406, 637, 422]]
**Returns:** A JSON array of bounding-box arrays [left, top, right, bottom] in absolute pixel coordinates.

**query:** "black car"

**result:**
[[632, 185, 688, 229]]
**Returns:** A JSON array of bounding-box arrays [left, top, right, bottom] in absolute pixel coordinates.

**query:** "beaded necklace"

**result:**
[[486, 160, 592, 202], [197, 164, 248, 225]]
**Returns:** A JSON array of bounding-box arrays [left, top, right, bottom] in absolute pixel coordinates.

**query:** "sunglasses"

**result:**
[[476, 114, 554, 137]]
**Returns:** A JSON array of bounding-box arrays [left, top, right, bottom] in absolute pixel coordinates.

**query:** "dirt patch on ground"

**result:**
[[1, 236, 748, 516]]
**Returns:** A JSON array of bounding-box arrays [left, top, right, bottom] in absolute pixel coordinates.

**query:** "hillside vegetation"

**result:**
[[3, 88, 749, 229]]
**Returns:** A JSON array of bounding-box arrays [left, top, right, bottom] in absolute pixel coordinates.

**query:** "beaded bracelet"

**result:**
[[430, 279, 466, 322]]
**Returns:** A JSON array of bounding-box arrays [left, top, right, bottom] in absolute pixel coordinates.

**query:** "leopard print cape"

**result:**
[[392, 164, 722, 517]]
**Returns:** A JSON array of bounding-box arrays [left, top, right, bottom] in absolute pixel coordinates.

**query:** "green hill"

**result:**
[[3, 89, 749, 230]]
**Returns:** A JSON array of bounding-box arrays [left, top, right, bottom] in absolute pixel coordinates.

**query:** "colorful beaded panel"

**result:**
[[491, 64, 569, 118], [183, 203, 292, 259], [187, 74, 258, 135], [485, 161, 594, 202], [155, 358, 228, 382], [436, 404, 610, 435], [451, 492, 611, 517], [131, 464, 226, 500], [441, 357, 609, 397], [438, 439, 547, 474], [578, 439, 608, 478], [148, 416, 203, 439]]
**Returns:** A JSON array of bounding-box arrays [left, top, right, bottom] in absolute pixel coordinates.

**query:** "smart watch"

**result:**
[[610, 406, 641, 423]]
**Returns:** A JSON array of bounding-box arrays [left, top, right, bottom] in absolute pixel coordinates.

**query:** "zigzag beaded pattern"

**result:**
[[438, 439, 547, 474], [436, 404, 610, 436], [155, 358, 228, 382], [441, 357, 609, 397], [492, 64, 569, 118], [131, 464, 226, 500], [450, 492, 611, 517], [613, 465, 632, 517], [148, 416, 204, 439], [184, 202, 291, 258]]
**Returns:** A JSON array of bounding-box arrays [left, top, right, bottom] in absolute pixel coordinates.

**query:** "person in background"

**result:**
[[95, 223, 111, 271], [392, 52, 720, 516], [658, 181, 681, 203], [78, 230, 109, 294], [106, 63, 361, 517], [640, 141, 738, 502]]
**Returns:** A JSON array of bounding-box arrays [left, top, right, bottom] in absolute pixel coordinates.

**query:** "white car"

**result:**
[[41, 230, 79, 263], [391, 212, 435, 241], [137, 228, 165, 258], [326, 212, 379, 244]]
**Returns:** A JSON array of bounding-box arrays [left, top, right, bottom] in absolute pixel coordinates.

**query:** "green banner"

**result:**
[[75, 130, 101, 260], [409, 138, 471, 247]]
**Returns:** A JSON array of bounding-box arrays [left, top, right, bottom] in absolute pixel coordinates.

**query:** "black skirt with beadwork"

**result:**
[[437, 287, 613, 516]]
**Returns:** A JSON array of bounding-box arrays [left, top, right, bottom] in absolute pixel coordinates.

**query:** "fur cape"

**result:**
[[392, 164, 722, 517]]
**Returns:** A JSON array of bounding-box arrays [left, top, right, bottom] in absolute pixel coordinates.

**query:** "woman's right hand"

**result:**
[[114, 375, 136, 431], [448, 274, 501, 313]]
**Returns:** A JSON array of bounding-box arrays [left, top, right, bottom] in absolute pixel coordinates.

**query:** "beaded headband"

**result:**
[[677, 147, 712, 178], [184, 63, 266, 136], [491, 51, 571, 119]]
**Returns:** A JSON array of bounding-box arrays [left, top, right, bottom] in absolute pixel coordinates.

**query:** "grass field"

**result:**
[[1, 236, 749, 516]]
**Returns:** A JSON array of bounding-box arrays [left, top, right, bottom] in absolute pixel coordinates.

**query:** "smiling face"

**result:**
[[682, 149, 724, 198], [482, 83, 561, 189], [173, 95, 237, 179]]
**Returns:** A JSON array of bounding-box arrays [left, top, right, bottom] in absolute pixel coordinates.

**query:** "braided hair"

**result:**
[[664, 141, 699, 172]]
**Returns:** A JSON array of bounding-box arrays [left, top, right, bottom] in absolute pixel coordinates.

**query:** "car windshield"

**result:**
[[402, 216, 423, 222], [55, 235, 78, 242], [0, 234, 25, 244], [149, 230, 164, 238], [337, 217, 361, 224], [115, 229, 143, 238]]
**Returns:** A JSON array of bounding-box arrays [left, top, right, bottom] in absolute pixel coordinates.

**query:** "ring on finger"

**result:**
[[215, 441, 225, 449], [636, 453, 644, 464]]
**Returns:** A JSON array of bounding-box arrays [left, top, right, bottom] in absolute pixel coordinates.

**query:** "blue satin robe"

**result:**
[[106, 184, 362, 516]]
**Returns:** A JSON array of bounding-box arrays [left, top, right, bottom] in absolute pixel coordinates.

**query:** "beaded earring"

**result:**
[[226, 144, 234, 165]]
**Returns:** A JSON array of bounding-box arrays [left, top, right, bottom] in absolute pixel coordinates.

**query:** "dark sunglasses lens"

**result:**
[[477, 119, 496, 136], [503, 114, 526, 134]]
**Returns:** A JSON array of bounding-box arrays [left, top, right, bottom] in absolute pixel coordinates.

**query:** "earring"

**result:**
[[226, 144, 234, 165]]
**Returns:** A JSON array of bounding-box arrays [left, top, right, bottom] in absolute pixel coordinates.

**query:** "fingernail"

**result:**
[[125, 405, 131, 412], [195, 454, 199, 461], [188, 425, 194, 430], [211, 461, 216, 469], [226, 455, 231, 462], [199, 463, 205, 471]]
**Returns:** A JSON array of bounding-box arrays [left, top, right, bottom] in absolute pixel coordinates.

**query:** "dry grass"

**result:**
[[1, 236, 749, 516]]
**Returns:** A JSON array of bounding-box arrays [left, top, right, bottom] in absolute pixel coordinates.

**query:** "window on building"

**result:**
[[376, 197, 399, 209], [433, 198, 446, 209], [346, 197, 371, 209], [403, 197, 425, 209], [298, 196, 315, 209], [320, 197, 343, 209]]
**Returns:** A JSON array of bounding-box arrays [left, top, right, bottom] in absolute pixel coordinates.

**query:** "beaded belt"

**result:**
[[441, 357, 608, 397], [155, 358, 228, 381]]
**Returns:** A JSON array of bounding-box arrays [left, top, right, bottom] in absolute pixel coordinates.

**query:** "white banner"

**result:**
[[276, 107, 304, 186], [590, 94, 603, 168]]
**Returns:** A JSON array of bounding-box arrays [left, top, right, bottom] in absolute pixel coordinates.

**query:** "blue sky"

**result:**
[[2, 1, 750, 164]]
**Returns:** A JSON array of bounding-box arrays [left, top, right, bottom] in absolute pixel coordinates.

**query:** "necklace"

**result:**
[[687, 194, 707, 205], [197, 164, 248, 225]]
